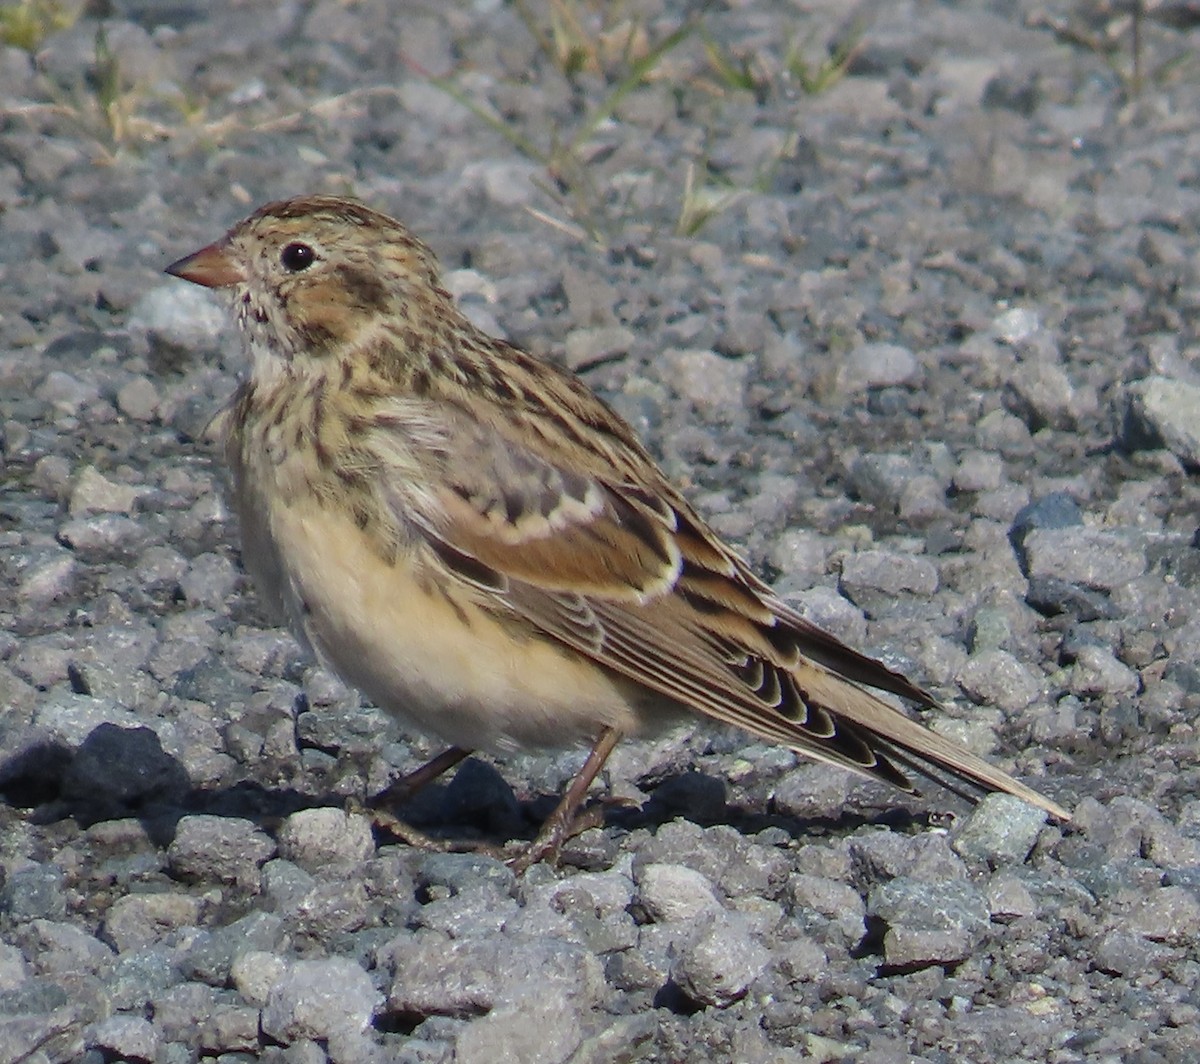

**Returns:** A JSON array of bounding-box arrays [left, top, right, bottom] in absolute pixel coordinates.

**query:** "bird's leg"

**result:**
[[376, 745, 473, 804], [510, 726, 624, 872], [367, 745, 475, 851]]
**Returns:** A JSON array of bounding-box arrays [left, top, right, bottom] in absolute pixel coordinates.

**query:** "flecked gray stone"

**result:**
[[381, 932, 604, 1019], [231, 950, 290, 1008], [1126, 886, 1200, 945], [451, 988, 583, 1064], [956, 649, 1042, 711], [101, 892, 205, 953], [984, 875, 1038, 922], [664, 348, 749, 419], [788, 873, 866, 944], [128, 283, 228, 351], [1124, 375, 1200, 468], [670, 912, 770, 1007], [635, 862, 723, 923], [88, 1014, 161, 1063], [840, 549, 939, 599], [1019, 527, 1147, 590], [261, 957, 382, 1044], [168, 814, 277, 888], [0, 864, 66, 921], [276, 808, 375, 870], [952, 793, 1049, 866], [1068, 644, 1140, 698], [837, 341, 918, 391], [197, 1005, 261, 1055], [868, 877, 990, 969], [68, 465, 143, 515], [28, 920, 114, 975], [563, 325, 636, 371]]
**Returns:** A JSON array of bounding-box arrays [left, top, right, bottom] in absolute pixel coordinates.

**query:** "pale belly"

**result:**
[[258, 502, 648, 752]]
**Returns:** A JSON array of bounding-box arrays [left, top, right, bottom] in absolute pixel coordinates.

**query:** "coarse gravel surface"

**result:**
[[3, 1, 1200, 1061]]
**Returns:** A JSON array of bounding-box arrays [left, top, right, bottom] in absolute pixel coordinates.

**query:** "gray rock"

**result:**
[[770, 763, 855, 821], [0, 941, 28, 991], [415, 851, 516, 900], [181, 911, 285, 986], [231, 950, 290, 1008], [840, 549, 939, 599], [1024, 576, 1116, 622], [1091, 930, 1177, 978], [88, 1014, 160, 1063], [14, 546, 78, 606], [25, 920, 113, 977], [634, 862, 723, 923], [168, 814, 276, 888], [1008, 492, 1083, 555], [952, 793, 1049, 866], [848, 454, 946, 516], [149, 982, 223, 1046], [261, 957, 382, 1044], [0, 864, 66, 921], [1007, 357, 1078, 430], [788, 873, 866, 944], [632, 820, 789, 901], [116, 376, 161, 422], [128, 283, 228, 352], [1126, 886, 1200, 945], [108, 946, 180, 1011], [1018, 527, 1147, 590], [101, 892, 204, 953], [197, 1005, 261, 1055], [670, 912, 770, 1007], [57, 513, 149, 559], [262, 859, 318, 912], [451, 988, 583, 1064], [783, 586, 868, 648], [837, 342, 918, 391], [68, 465, 143, 515], [381, 932, 603, 1019], [523, 869, 634, 922], [1072, 796, 1164, 862], [1124, 375, 1200, 468], [984, 875, 1038, 922], [35, 369, 101, 415], [956, 648, 1042, 711], [868, 877, 990, 969], [178, 552, 240, 608], [663, 348, 749, 420], [1068, 644, 1140, 698], [849, 831, 968, 885], [563, 325, 635, 371], [952, 450, 1004, 493], [992, 306, 1041, 344], [276, 808, 375, 870], [285, 878, 372, 940]]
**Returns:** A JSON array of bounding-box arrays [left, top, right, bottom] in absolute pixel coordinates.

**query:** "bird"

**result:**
[[165, 195, 1069, 866]]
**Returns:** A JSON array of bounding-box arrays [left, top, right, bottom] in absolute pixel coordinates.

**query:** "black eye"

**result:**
[[280, 242, 316, 272]]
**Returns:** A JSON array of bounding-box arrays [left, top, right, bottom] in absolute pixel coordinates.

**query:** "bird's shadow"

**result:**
[[0, 722, 934, 859]]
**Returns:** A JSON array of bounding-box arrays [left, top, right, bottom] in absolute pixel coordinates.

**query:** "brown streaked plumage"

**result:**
[[166, 195, 1069, 864]]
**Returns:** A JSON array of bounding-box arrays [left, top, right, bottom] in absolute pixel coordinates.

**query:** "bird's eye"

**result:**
[[279, 242, 316, 272]]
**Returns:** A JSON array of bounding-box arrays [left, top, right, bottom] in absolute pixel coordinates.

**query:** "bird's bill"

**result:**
[[165, 241, 246, 288]]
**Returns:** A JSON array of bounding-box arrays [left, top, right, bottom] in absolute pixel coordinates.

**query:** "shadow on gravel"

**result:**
[[0, 723, 306, 848], [0, 724, 939, 857]]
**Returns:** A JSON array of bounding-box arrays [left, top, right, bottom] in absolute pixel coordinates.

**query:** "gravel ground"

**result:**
[[2, 1, 1200, 1061]]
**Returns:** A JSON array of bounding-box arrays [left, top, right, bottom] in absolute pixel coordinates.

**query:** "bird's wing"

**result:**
[[368, 354, 1068, 820]]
